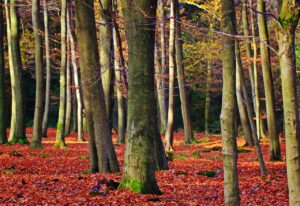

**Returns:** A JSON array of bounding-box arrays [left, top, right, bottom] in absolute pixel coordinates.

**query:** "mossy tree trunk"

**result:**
[[75, 0, 119, 173], [276, 1, 300, 204], [165, 0, 176, 152], [174, 0, 194, 144], [64, 39, 72, 136], [55, 0, 67, 148], [0, 1, 6, 144], [5, 0, 26, 144], [41, 0, 51, 137], [31, 0, 44, 148], [67, 5, 83, 142], [220, 0, 240, 205], [235, 42, 253, 146], [119, 0, 167, 194], [257, 0, 281, 161], [99, 0, 114, 130]]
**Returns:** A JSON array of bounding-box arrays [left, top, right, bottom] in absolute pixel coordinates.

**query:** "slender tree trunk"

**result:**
[[165, 0, 176, 151], [221, 0, 240, 205], [75, 0, 119, 173], [64, 39, 72, 136], [6, 0, 26, 144], [119, 0, 166, 194], [242, 0, 267, 139], [67, 5, 83, 142], [235, 42, 253, 146], [257, 0, 281, 161], [276, 2, 300, 204], [42, 0, 51, 137], [204, 62, 211, 136], [158, 0, 167, 131], [31, 0, 44, 148], [55, 0, 67, 148], [174, 0, 194, 144], [0, 1, 6, 144], [99, 0, 114, 129]]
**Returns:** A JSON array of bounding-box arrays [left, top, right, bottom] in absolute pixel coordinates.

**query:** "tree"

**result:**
[[75, 0, 119, 173], [165, 0, 176, 151], [204, 62, 211, 136], [220, 0, 240, 205], [276, 1, 300, 204], [64, 40, 72, 136], [0, 1, 6, 144], [41, 0, 51, 137], [119, 0, 165, 194], [31, 0, 44, 148], [5, 0, 26, 144], [174, 0, 194, 144], [257, 0, 281, 161], [55, 0, 67, 148]]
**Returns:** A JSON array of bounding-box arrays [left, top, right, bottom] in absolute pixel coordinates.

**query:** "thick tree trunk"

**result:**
[[235, 42, 253, 146], [257, 0, 281, 161], [204, 62, 211, 136], [165, 0, 176, 151], [220, 0, 240, 205], [0, 1, 6, 144], [6, 0, 26, 144], [119, 0, 165, 194], [67, 6, 83, 142], [75, 0, 119, 173], [55, 0, 67, 148], [158, 0, 167, 132], [41, 0, 51, 137], [31, 0, 44, 148], [174, 0, 194, 144], [99, 0, 114, 130], [276, 2, 300, 203]]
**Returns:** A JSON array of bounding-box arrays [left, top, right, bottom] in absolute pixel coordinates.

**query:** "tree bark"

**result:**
[[55, 0, 67, 148], [257, 0, 281, 161], [41, 0, 51, 137], [204, 62, 211, 136], [5, 0, 26, 144], [0, 1, 6, 144], [75, 0, 119, 173], [220, 0, 240, 205], [165, 0, 176, 151], [119, 0, 165, 194], [174, 0, 194, 144], [276, 2, 300, 204], [64, 38, 72, 136], [31, 0, 44, 148]]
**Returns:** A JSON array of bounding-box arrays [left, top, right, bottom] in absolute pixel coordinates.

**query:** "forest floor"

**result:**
[[0, 129, 287, 205]]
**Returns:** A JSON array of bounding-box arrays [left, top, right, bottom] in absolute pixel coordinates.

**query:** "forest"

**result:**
[[0, 0, 299, 205]]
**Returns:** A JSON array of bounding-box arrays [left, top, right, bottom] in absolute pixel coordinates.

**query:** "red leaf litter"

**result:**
[[0, 129, 288, 205]]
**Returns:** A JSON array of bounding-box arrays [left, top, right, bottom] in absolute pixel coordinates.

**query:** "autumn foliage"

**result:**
[[0, 128, 288, 205]]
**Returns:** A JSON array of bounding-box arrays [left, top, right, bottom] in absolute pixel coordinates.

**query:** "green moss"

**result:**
[[198, 137, 210, 143], [237, 147, 253, 153], [174, 153, 188, 160], [80, 170, 92, 174], [192, 150, 201, 158], [197, 170, 216, 177], [279, 12, 298, 29], [118, 178, 144, 193]]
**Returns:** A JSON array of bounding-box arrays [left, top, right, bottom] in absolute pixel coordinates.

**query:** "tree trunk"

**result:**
[[235, 42, 254, 146], [64, 39, 72, 136], [31, 0, 44, 148], [174, 0, 194, 144], [257, 0, 281, 161], [67, 5, 83, 142], [165, 0, 176, 151], [204, 62, 211, 136], [55, 0, 67, 148], [276, 2, 300, 204], [119, 0, 165, 194], [220, 0, 240, 205], [0, 1, 6, 144], [158, 0, 167, 132], [5, 0, 26, 144], [75, 0, 119, 173], [99, 0, 114, 130], [41, 0, 51, 137]]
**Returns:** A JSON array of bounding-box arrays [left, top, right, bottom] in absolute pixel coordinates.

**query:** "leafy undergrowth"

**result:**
[[0, 129, 288, 205]]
